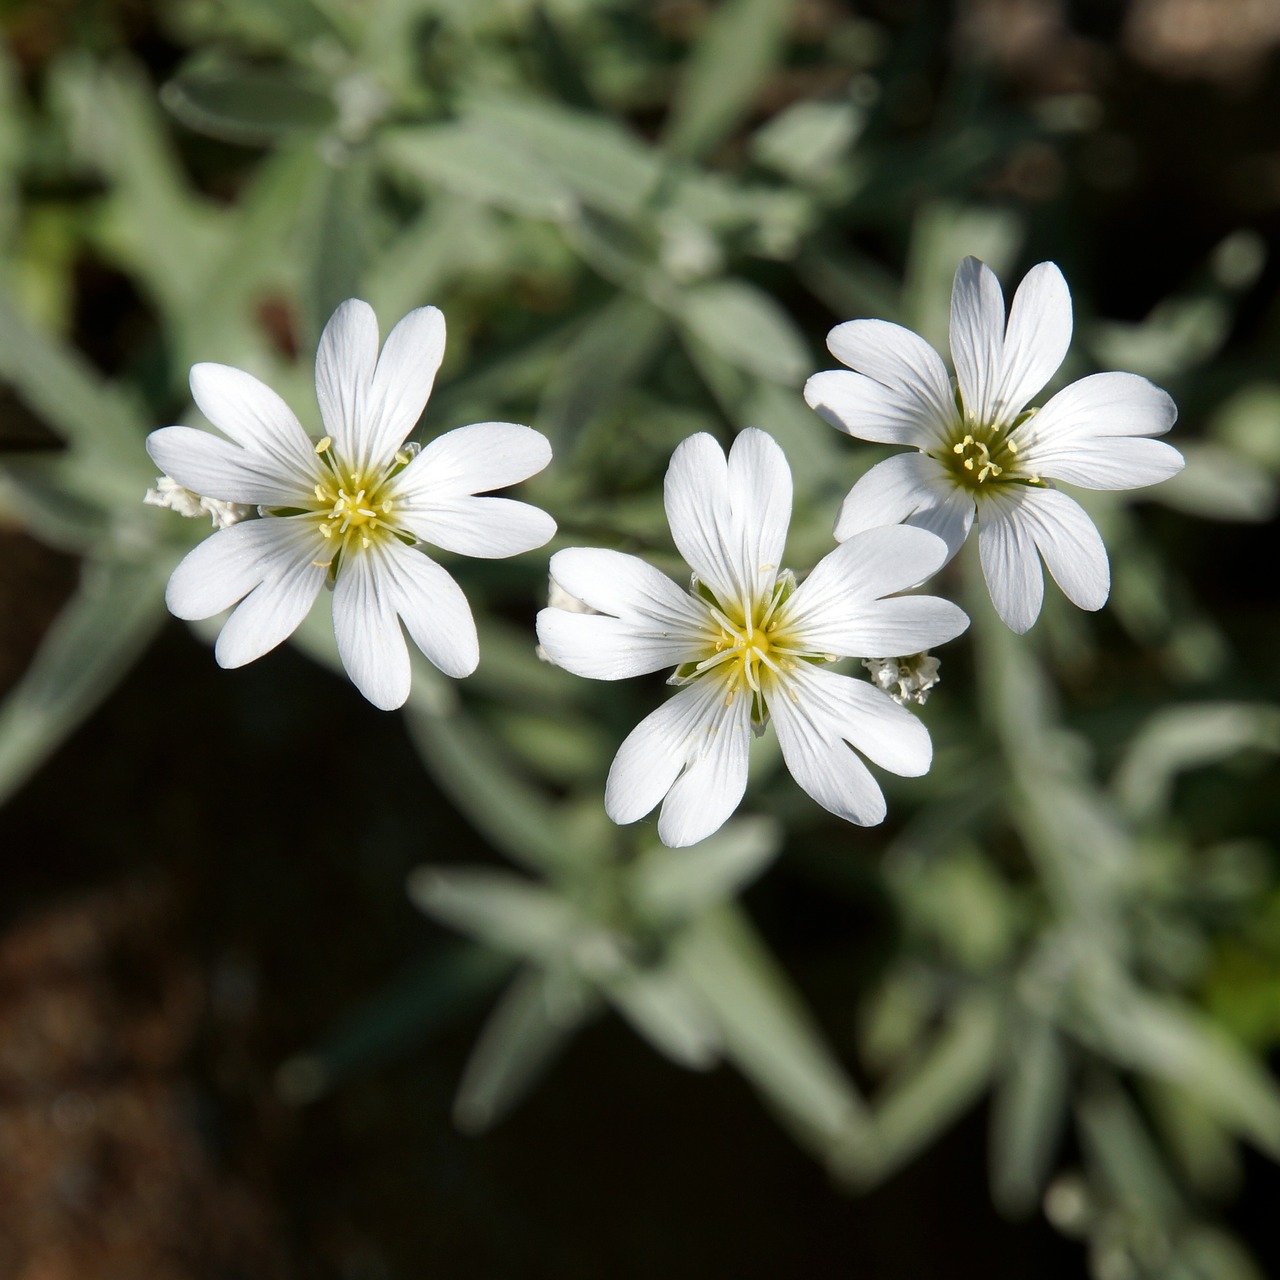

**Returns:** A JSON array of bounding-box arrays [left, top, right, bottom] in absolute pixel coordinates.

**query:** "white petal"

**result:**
[[203, 523, 328, 668], [147, 426, 305, 506], [663, 431, 791, 611], [769, 664, 931, 826], [810, 318, 954, 446], [833, 453, 976, 559], [405, 422, 553, 497], [547, 548, 708, 634], [726, 428, 792, 599], [834, 452, 945, 534], [657, 694, 753, 848], [905, 486, 977, 560], [782, 663, 932, 776], [950, 257, 1006, 427], [993, 262, 1071, 422], [662, 433, 742, 606], [805, 371, 941, 445], [403, 495, 556, 558], [536, 610, 703, 679], [366, 306, 447, 461], [1003, 486, 1110, 613], [379, 541, 480, 680], [315, 299, 379, 467], [332, 547, 411, 710], [188, 363, 316, 478], [1015, 373, 1184, 489], [165, 517, 317, 619], [783, 530, 968, 656], [605, 679, 752, 847], [977, 492, 1046, 633]]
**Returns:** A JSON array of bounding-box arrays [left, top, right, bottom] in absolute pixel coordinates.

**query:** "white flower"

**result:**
[[804, 257, 1185, 633], [144, 475, 253, 529], [146, 299, 556, 710], [535, 430, 969, 847]]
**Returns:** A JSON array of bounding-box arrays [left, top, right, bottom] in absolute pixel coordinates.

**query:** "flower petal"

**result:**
[[977, 490, 1046, 633], [663, 430, 790, 610], [726, 428, 792, 597], [379, 541, 480, 680], [403, 495, 556, 558], [403, 422, 554, 497], [147, 426, 305, 506], [331, 546, 411, 710], [188, 362, 316, 478], [547, 547, 707, 633], [536, 610, 704, 679], [366, 305, 447, 461], [809, 318, 954, 447], [165, 516, 318, 620], [1014, 373, 1183, 489], [993, 261, 1072, 422], [783, 526, 969, 656], [950, 256, 1007, 427], [834, 451, 944, 532], [315, 299, 379, 467], [1004, 486, 1110, 614], [605, 678, 752, 848], [769, 664, 931, 826]]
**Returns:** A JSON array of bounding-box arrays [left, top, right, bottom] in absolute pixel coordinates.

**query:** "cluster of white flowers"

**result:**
[[148, 259, 1182, 845]]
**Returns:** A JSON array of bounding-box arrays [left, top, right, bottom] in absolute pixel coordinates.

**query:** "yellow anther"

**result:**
[[315, 436, 332, 454]]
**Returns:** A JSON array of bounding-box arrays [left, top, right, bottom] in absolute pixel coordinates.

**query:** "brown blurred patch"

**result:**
[[1125, 0, 1280, 83], [0, 878, 288, 1280]]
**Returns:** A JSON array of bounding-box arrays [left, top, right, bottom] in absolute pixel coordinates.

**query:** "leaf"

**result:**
[[751, 100, 864, 182], [275, 943, 513, 1103], [1081, 985, 1280, 1158], [536, 294, 669, 455], [453, 966, 600, 1132], [989, 1015, 1069, 1216], [380, 123, 576, 220], [464, 93, 662, 218], [0, 556, 169, 807], [1112, 702, 1280, 823], [604, 962, 721, 1070], [674, 905, 868, 1153], [629, 816, 780, 925], [1151, 443, 1278, 523], [1075, 1083, 1181, 1217], [836, 992, 1001, 1187], [299, 157, 372, 348], [404, 705, 591, 873], [408, 866, 585, 962], [0, 292, 150, 464], [679, 278, 810, 385], [664, 0, 795, 160], [161, 59, 337, 146]]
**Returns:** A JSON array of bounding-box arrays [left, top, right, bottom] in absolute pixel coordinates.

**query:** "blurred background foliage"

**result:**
[[2, 0, 1280, 1276]]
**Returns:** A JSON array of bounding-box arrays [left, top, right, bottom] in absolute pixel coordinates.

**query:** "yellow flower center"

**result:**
[[672, 573, 827, 728], [932, 398, 1041, 494], [304, 436, 415, 562]]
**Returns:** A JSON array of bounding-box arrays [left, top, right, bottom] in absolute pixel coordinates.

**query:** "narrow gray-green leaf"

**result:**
[[162, 61, 337, 145], [989, 1015, 1070, 1215], [0, 555, 169, 806], [604, 962, 721, 1070], [453, 966, 599, 1132], [408, 866, 584, 962], [630, 816, 780, 925], [664, 0, 795, 160], [381, 124, 576, 220], [679, 278, 810, 385], [675, 905, 868, 1153]]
